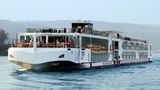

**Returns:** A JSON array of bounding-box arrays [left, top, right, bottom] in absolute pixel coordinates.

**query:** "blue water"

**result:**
[[0, 56, 160, 90]]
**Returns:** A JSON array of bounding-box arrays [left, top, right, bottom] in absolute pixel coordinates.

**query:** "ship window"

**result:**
[[19, 35, 32, 42], [122, 42, 127, 50], [35, 36, 45, 43], [82, 37, 108, 52], [48, 36, 55, 43], [17, 35, 33, 47], [136, 43, 140, 50], [82, 37, 91, 49], [26, 36, 31, 42], [67, 35, 80, 48], [20, 36, 25, 42], [42, 36, 46, 43], [82, 36, 109, 61], [130, 42, 134, 50], [112, 41, 119, 50]]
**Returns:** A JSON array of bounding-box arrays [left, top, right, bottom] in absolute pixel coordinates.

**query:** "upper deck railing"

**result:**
[[26, 28, 147, 43]]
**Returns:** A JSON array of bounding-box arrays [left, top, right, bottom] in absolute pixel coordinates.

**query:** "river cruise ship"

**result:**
[[8, 22, 152, 70]]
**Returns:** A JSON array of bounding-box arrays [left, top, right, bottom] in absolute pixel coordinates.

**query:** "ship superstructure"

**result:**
[[8, 21, 152, 70]]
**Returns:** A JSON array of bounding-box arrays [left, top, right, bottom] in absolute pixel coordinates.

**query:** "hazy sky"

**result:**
[[0, 0, 159, 25]]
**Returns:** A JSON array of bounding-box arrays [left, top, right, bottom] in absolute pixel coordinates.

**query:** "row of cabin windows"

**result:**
[[122, 42, 148, 51], [19, 35, 109, 49], [91, 53, 110, 61], [19, 35, 79, 48], [139, 52, 148, 59], [19, 35, 110, 49], [122, 52, 136, 59], [122, 52, 148, 59]]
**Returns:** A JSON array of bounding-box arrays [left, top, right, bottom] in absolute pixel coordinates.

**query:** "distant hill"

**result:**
[[1, 19, 160, 50]]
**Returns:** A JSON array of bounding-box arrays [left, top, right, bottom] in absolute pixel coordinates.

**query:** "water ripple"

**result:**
[[1, 56, 160, 90]]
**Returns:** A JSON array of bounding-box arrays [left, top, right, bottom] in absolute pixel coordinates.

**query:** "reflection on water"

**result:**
[[0, 56, 160, 90]]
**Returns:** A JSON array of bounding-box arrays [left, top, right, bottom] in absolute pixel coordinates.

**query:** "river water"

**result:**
[[0, 56, 160, 90]]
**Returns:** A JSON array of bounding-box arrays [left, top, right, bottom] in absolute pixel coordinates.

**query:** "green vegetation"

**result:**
[[0, 29, 9, 56]]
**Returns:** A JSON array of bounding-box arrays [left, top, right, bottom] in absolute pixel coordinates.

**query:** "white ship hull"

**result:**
[[8, 48, 151, 71]]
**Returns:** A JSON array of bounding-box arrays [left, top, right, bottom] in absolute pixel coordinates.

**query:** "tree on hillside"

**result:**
[[0, 29, 8, 46]]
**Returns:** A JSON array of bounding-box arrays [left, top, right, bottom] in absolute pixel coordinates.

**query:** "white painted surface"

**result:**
[[9, 48, 79, 64]]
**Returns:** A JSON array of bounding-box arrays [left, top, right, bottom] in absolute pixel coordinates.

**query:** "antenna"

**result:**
[[79, 14, 82, 21]]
